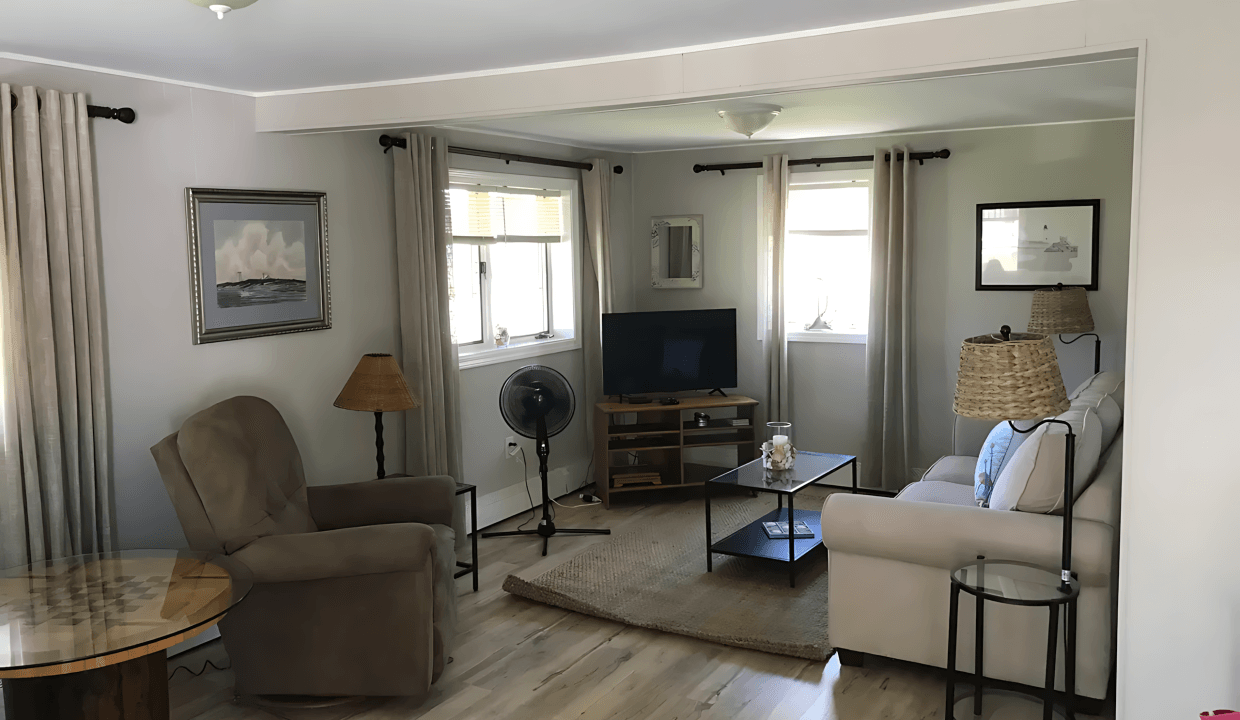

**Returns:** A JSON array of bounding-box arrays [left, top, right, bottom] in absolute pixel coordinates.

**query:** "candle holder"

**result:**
[[762, 421, 796, 471]]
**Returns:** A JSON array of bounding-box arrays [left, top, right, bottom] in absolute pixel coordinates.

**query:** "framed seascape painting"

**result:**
[[185, 188, 331, 344], [975, 199, 1101, 291]]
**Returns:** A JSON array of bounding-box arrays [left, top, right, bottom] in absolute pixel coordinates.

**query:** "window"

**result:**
[[446, 171, 579, 368], [783, 169, 872, 343]]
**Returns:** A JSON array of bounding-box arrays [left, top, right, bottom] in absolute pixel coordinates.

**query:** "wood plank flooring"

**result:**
[[166, 488, 1109, 720]]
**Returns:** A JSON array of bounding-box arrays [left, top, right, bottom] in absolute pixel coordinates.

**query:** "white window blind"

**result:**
[[449, 185, 564, 243]]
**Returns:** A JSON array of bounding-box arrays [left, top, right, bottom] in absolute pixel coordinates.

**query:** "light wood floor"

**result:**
[[169, 489, 1108, 720]]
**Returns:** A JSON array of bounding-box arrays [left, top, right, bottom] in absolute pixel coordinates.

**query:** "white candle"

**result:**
[[773, 434, 789, 445]]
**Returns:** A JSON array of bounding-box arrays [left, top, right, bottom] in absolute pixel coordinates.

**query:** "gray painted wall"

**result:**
[[1, 59, 407, 549], [627, 121, 1134, 478], [0, 60, 632, 548]]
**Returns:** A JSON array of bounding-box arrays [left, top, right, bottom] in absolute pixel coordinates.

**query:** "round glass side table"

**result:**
[[0, 550, 251, 720], [946, 559, 1080, 720]]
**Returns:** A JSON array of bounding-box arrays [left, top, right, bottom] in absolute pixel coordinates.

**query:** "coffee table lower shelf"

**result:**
[[709, 508, 823, 582]]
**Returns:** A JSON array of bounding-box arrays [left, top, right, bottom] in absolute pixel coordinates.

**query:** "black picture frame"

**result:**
[[975, 199, 1101, 291]]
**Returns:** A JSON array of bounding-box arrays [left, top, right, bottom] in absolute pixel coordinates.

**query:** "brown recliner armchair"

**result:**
[[150, 396, 457, 699]]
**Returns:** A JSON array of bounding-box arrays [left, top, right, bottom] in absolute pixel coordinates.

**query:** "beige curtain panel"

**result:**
[[863, 146, 915, 492], [392, 133, 467, 554], [0, 84, 115, 567], [580, 157, 613, 438], [762, 154, 791, 423]]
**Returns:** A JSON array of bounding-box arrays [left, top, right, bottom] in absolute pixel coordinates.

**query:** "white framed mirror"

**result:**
[[650, 215, 703, 289]]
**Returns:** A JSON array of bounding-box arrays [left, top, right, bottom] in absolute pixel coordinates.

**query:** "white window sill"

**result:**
[[787, 331, 867, 344], [459, 336, 581, 370]]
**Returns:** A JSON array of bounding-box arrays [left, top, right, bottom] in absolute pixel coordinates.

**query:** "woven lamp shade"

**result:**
[[334, 353, 421, 412], [953, 332, 1070, 421], [1027, 286, 1094, 334]]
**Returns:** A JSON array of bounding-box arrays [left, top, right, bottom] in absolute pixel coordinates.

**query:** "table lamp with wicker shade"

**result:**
[[1027, 283, 1100, 374], [954, 326, 1078, 592], [335, 353, 420, 479]]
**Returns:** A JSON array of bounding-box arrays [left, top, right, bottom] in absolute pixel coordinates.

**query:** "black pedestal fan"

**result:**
[[482, 365, 610, 555]]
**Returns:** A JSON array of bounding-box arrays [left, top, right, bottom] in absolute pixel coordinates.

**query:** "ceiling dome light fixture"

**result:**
[[187, 0, 259, 20], [718, 106, 782, 138]]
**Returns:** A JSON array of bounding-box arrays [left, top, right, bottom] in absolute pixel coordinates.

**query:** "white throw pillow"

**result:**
[[989, 407, 1102, 513], [1069, 371, 1124, 409]]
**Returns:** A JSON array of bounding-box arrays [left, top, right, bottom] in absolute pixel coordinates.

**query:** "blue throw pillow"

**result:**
[[975, 422, 1016, 507]]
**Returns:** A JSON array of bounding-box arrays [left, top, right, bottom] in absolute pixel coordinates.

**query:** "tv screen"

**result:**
[[602, 309, 738, 396]]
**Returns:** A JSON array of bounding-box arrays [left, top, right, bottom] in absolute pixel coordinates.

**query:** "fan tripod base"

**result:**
[[483, 520, 610, 557]]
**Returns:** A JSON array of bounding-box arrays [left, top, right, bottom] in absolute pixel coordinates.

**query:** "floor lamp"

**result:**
[[954, 326, 1075, 589], [1028, 284, 1100, 375], [334, 353, 420, 479]]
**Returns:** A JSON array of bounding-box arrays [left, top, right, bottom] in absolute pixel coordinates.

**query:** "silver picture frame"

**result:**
[[185, 187, 331, 344]]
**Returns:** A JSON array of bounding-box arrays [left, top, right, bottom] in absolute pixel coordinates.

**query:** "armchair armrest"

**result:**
[[820, 494, 1113, 585], [307, 475, 456, 531], [229, 523, 438, 584]]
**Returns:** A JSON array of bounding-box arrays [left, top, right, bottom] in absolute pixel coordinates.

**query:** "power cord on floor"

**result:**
[[168, 658, 230, 680], [515, 448, 538, 531]]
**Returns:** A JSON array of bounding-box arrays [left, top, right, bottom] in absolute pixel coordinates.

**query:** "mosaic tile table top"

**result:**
[[0, 550, 251, 679]]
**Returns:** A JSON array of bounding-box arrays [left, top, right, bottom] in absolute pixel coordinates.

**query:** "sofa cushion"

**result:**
[[896, 480, 976, 507], [1082, 394, 1122, 451], [921, 455, 978, 486], [990, 406, 1102, 513]]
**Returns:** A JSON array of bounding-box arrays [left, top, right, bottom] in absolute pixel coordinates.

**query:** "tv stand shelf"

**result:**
[[593, 395, 758, 509]]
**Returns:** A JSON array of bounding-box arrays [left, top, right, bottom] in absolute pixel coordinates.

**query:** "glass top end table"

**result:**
[[947, 559, 1080, 720], [0, 549, 250, 720]]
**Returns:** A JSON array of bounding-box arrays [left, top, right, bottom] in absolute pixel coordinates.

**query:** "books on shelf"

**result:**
[[762, 521, 815, 539], [728, 419, 750, 426]]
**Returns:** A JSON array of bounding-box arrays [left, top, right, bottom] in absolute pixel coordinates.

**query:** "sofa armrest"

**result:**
[[307, 475, 456, 531], [229, 523, 437, 583], [820, 494, 1113, 585]]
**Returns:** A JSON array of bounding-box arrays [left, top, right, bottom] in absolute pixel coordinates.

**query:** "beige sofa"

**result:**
[[151, 396, 458, 699], [821, 374, 1123, 705]]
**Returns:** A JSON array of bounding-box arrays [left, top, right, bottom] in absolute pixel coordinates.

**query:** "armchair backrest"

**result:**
[[151, 396, 317, 554]]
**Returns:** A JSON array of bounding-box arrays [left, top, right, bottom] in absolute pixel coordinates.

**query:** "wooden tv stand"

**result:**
[[592, 395, 758, 509]]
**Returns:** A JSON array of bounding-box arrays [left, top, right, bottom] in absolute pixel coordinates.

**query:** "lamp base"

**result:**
[[374, 411, 385, 479]]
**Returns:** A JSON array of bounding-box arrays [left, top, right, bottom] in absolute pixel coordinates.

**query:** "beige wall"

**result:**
[[628, 120, 1134, 477]]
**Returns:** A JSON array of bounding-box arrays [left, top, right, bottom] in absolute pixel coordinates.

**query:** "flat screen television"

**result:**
[[602, 309, 738, 396]]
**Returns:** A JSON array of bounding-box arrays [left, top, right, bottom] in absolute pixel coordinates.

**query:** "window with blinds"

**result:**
[[783, 169, 872, 340], [445, 172, 580, 367]]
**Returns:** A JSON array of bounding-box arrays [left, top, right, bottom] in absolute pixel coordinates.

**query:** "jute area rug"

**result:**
[[502, 487, 833, 661]]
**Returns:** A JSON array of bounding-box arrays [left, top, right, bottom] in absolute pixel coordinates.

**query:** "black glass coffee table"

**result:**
[[705, 451, 857, 587]]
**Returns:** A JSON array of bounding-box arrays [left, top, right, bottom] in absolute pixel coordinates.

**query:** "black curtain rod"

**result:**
[[9, 93, 136, 124], [379, 134, 623, 174], [693, 148, 950, 175]]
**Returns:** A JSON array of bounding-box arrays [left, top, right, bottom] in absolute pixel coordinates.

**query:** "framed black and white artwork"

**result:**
[[975, 199, 1100, 291], [185, 188, 331, 344]]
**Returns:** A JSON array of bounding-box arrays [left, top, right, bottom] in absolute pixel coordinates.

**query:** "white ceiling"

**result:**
[[449, 59, 1138, 152], [4, 0, 1017, 93]]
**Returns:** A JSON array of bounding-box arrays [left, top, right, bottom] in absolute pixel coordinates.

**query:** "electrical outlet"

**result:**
[[505, 436, 518, 457]]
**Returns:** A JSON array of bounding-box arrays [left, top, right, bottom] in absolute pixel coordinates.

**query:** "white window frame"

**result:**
[[783, 168, 873, 345], [449, 169, 582, 370]]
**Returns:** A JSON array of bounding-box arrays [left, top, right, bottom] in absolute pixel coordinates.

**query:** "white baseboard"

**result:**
[[471, 462, 587, 533]]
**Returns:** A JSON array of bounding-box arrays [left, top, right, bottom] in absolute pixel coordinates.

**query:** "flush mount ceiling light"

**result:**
[[717, 106, 782, 138], [187, 0, 259, 19]]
